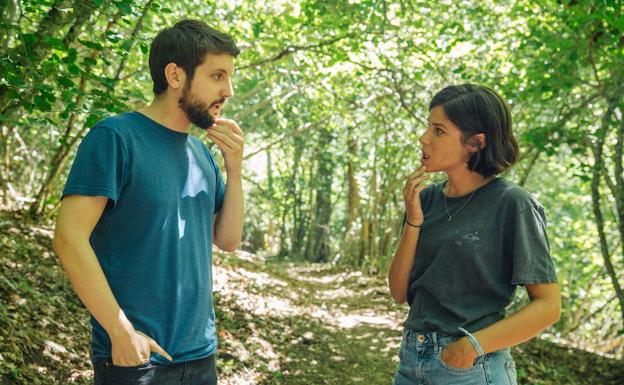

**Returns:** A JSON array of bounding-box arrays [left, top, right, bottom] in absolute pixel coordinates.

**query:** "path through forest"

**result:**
[[1, 214, 623, 384]]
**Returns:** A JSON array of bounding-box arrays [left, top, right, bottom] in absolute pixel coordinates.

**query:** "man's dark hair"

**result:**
[[149, 19, 240, 95], [429, 84, 519, 177]]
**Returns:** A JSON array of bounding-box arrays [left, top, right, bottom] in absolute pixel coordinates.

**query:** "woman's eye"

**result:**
[[435, 128, 444, 135]]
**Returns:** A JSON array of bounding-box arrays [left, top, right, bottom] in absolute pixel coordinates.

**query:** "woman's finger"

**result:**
[[405, 175, 428, 191]]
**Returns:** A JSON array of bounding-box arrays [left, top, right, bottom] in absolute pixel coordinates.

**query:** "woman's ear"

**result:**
[[466, 133, 486, 153]]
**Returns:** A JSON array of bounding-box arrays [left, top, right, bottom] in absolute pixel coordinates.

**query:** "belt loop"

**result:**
[[458, 327, 485, 357], [432, 331, 438, 353]]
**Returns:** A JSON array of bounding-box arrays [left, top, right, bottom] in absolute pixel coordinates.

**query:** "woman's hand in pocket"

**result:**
[[440, 337, 479, 369]]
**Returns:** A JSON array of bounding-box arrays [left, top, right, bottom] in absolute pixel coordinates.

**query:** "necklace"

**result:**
[[443, 188, 477, 221]]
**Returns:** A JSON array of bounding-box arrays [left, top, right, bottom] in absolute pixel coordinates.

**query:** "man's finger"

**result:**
[[214, 118, 244, 135], [209, 125, 244, 144], [207, 132, 236, 151], [148, 339, 172, 361]]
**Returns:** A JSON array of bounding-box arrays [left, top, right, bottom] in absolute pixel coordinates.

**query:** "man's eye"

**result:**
[[213, 74, 223, 80]]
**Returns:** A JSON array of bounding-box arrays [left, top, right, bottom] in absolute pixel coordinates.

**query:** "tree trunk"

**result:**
[[590, 101, 624, 324], [305, 128, 334, 263]]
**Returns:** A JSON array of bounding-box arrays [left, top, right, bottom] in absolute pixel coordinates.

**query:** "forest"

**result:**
[[0, 0, 623, 384]]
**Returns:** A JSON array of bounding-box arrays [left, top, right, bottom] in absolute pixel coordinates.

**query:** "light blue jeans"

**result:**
[[393, 329, 518, 385]]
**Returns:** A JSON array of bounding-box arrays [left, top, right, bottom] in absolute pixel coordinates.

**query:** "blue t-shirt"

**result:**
[[62, 111, 225, 364]]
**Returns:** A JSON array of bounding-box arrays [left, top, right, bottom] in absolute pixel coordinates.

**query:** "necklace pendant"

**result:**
[[447, 216, 452, 221]]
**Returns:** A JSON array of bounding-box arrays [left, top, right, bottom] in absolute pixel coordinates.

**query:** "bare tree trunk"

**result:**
[[613, 116, 624, 264], [305, 128, 334, 263], [344, 127, 359, 235], [590, 100, 624, 323], [267, 148, 274, 250], [290, 138, 306, 259]]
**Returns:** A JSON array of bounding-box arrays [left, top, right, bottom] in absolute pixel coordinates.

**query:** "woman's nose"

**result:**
[[419, 129, 429, 146]]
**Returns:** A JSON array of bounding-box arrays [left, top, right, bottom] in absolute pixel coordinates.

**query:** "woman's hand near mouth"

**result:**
[[402, 165, 429, 226]]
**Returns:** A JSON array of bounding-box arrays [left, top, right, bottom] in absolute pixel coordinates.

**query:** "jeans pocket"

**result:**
[[109, 361, 154, 370], [98, 360, 159, 385], [437, 348, 486, 374], [505, 359, 517, 385]]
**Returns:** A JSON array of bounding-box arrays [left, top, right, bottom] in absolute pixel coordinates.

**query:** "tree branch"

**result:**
[[238, 33, 355, 70]]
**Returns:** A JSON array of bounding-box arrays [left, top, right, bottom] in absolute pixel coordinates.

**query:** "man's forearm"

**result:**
[[213, 172, 244, 251], [54, 238, 133, 338]]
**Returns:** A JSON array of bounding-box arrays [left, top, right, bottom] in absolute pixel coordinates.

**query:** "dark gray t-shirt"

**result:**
[[404, 177, 557, 335]]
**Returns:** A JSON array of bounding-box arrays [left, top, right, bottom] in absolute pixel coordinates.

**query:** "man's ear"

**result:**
[[164, 63, 185, 90], [466, 133, 486, 153]]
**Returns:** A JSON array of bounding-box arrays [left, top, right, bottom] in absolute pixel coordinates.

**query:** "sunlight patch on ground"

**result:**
[[220, 369, 263, 385], [292, 269, 365, 285], [335, 314, 400, 329], [214, 265, 289, 290], [215, 261, 404, 331]]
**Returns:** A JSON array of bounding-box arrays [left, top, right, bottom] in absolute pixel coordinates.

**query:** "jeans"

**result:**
[[93, 354, 217, 385], [393, 329, 518, 385]]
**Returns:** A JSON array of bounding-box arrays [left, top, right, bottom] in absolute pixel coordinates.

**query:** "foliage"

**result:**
[[0, 0, 623, 375]]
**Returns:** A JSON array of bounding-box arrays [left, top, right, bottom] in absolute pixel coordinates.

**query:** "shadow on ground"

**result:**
[[1, 211, 623, 384]]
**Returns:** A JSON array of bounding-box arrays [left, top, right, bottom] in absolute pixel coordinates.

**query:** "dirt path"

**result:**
[[212, 252, 624, 385], [213, 252, 405, 385], [2, 217, 622, 385]]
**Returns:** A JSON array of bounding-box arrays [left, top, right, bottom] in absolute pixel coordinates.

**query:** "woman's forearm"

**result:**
[[388, 225, 421, 304], [473, 284, 561, 355]]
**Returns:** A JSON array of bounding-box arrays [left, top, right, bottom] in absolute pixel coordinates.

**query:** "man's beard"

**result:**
[[179, 85, 220, 130]]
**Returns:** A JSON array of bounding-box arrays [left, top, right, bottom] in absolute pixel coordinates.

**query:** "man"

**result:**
[[52, 19, 244, 385]]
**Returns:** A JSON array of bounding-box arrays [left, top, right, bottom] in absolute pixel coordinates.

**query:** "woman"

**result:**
[[388, 84, 560, 385]]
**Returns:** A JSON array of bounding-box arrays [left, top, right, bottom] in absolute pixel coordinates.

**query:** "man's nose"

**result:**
[[222, 79, 234, 98]]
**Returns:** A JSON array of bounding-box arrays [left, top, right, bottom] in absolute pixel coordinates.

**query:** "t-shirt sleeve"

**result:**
[[510, 204, 558, 285], [62, 125, 126, 206]]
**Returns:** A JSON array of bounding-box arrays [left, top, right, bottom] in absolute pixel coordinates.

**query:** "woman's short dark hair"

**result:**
[[149, 19, 240, 95], [429, 84, 519, 177]]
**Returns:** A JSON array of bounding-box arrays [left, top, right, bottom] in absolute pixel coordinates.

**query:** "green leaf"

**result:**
[[57, 76, 74, 88], [120, 39, 134, 51], [86, 113, 102, 127], [252, 22, 263, 38], [67, 63, 81, 75], [115, 0, 133, 15], [78, 39, 104, 50], [34, 95, 52, 112]]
